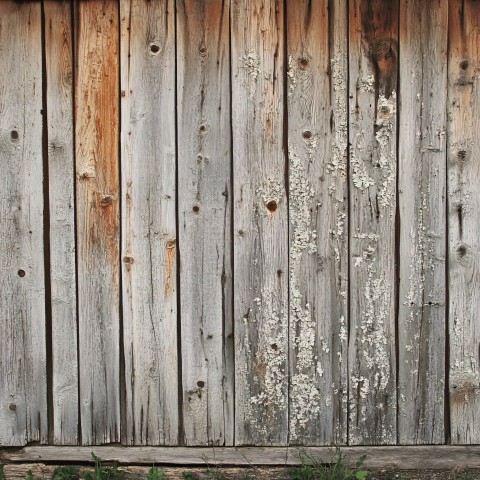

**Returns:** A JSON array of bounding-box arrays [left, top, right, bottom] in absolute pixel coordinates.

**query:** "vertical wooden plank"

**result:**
[[0, 1, 47, 446], [348, 0, 398, 445], [44, 0, 79, 445], [177, 0, 233, 446], [448, 0, 480, 444], [232, 0, 288, 445], [286, 0, 348, 445], [120, 0, 178, 446], [75, 0, 120, 445], [398, 0, 447, 444]]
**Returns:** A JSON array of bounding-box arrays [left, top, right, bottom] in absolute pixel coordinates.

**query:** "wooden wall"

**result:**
[[0, 0, 478, 447]]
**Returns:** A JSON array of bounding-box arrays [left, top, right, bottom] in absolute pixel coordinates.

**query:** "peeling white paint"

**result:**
[[239, 50, 260, 96]]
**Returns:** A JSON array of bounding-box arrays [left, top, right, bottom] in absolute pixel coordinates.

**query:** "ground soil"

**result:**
[[2, 465, 480, 480]]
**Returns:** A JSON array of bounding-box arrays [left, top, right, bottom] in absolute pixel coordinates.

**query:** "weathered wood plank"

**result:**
[[177, 0, 233, 446], [0, 1, 47, 446], [231, 0, 288, 445], [44, 0, 78, 446], [74, 0, 120, 445], [448, 0, 480, 444], [7, 446, 480, 470], [286, 0, 348, 445], [120, 0, 178, 446], [120, 0, 178, 445], [397, 0, 447, 445], [348, 0, 398, 445]]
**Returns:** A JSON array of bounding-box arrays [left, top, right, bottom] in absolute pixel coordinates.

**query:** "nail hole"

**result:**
[[199, 124, 207, 133], [458, 150, 467, 159], [277, 269, 283, 277], [123, 256, 134, 264], [302, 130, 312, 139], [460, 60, 469, 70], [18, 270, 25, 277], [298, 57, 309, 68], [457, 244, 467, 257], [266, 200, 278, 212], [197, 380, 205, 388], [199, 46, 207, 55], [271, 343, 278, 351], [193, 205, 200, 213], [150, 44, 160, 54], [8, 404, 16, 412], [11, 130, 19, 140]]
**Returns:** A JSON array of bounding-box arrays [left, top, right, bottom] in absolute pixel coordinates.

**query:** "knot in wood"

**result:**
[[266, 200, 278, 212], [100, 194, 114, 207]]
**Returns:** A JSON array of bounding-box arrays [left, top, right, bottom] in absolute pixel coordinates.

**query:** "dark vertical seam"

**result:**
[[71, 0, 82, 446], [117, 0, 127, 446], [346, 0, 351, 447], [40, 0, 54, 446], [282, 0, 290, 447], [228, 0, 236, 447], [444, 0, 451, 446], [394, 0, 401, 447], [174, 0, 185, 447]]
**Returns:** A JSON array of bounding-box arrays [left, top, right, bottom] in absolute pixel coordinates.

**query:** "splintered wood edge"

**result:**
[[2, 446, 480, 469]]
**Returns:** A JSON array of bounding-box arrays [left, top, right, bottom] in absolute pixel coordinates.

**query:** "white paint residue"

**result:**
[[239, 50, 261, 96], [328, 53, 348, 195], [288, 144, 321, 439], [246, 289, 287, 436], [287, 55, 297, 96], [375, 93, 397, 207]]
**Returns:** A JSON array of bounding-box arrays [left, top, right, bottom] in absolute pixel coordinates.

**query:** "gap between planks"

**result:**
[[3, 446, 480, 469]]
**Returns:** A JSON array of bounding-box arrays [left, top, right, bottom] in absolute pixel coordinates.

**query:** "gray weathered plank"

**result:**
[[397, 0, 447, 445], [0, 1, 47, 447], [7, 446, 480, 470], [448, 0, 480, 444], [44, 0, 79, 446], [74, 0, 120, 445], [286, 0, 348, 445], [120, 0, 178, 445], [231, 0, 288, 445], [177, 0, 233, 446], [348, 0, 398, 445]]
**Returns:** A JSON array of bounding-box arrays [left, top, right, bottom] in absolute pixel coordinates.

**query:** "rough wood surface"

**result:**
[[44, 0, 79, 446], [6, 446, 480, 470], [74, 0, 120, 445], [231, 0, 289, 446], [177, 0, 233, 447], [120, 0, 178, 446], [348, 0, 399, 445], [286, 0, 348, 445], [0, 1, 47, 446], [448, 0, 480, 444], [397, 0, 447, 445]]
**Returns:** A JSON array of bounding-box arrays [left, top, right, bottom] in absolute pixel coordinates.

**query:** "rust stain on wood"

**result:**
[[165, 238, 176, 296], [357, 0, 398, 98]]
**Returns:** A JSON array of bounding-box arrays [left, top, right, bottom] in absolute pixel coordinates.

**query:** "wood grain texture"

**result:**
[[44, 0, 79, 446], [177, 0, 233, 446], [231, 0, 288, 445], [397, 0, 447, 445], [348, 0, 398, 445], [286, 0, 348, 445], [120, 0, 178, 446], [7, 446, 480, 469], [0, 1, 47, 446], [74, 0, 120, 445], [448, 0, 480, 444]]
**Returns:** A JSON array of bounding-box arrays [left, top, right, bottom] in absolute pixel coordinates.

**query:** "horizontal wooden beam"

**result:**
[[2, 446, 480, 470]]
